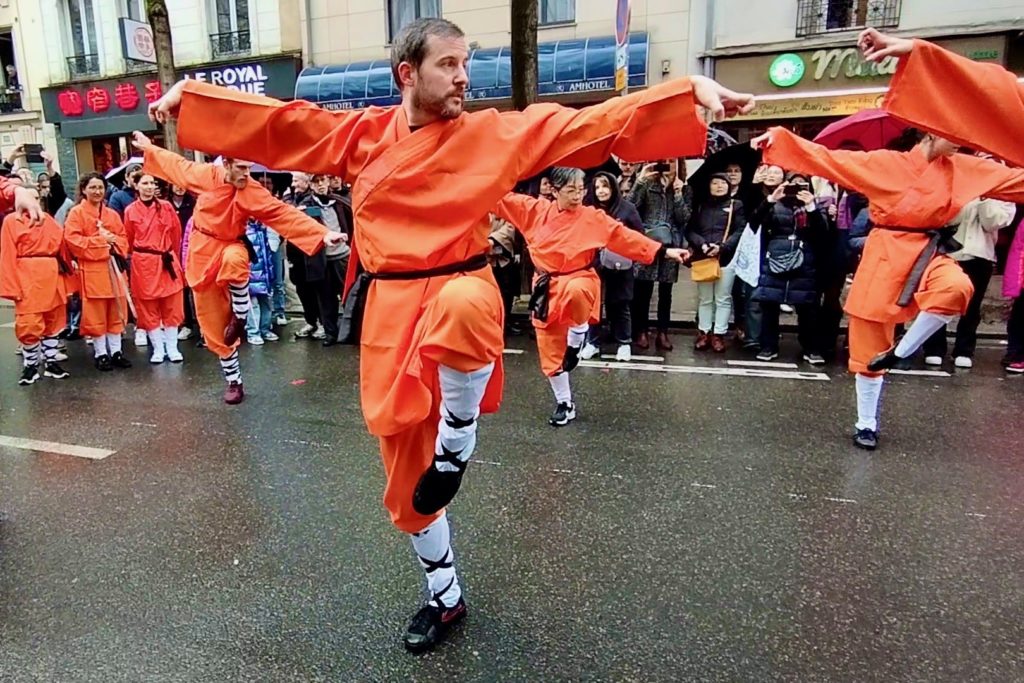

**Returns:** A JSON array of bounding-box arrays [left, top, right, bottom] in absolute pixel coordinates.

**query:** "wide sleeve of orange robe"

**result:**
[[0, 178, 16, 213], [142, 143, 222, 195], [884, 40, 1024, 168], [173, 78, 708, 182], [0, 212, 24, 301], [237, 183, 327, 256], [64, 204, 119, 261]]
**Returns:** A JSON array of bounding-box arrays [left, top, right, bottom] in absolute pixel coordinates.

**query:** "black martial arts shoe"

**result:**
[[95, 354, 113, 372], [853, 428, 879, 451], [413, 445, 468, 516], [562, 345, 582, 373], [224, 317, 247, 347], [403, 597, 467, 654], [111, 352, 133, 369], [867, 341, 902, 373], [549, 402, 577, 427], [18, 364, 40, 386], [44, 362, 70, 379]]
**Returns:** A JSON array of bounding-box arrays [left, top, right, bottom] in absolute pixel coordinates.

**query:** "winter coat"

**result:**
[[291, 192, 352, 281], [245, 220, 274, 297], [686, 196, 745, 268], [628, 176, 691, 283], [1004, 216, 1024, 299], [586, 171, 643, 302], [107, 186, 136, 218], [170, 192, 196, 234], [751, 199, 826, 306], [949, 197, 1015, 264]]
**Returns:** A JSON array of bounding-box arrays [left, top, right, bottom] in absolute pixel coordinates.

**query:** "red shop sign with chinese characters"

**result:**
[[52, 78, 163, 118]]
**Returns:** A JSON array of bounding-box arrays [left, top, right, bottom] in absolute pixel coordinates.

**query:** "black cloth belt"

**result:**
[[338, 252, 491, 344], [133, 246, 178, 280], [528, 261, 597, 323], [876, 226, 962, 307]]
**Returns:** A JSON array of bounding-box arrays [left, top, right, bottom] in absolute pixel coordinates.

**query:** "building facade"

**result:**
[[0, 0, 51, 173], [295, 0, 700, 111], [36, 0, 306, 180], [700, 0, 1024, 140]]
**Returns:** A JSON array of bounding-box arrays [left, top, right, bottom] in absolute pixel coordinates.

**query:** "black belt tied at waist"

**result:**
[[529, 261, 596, 322], [19, 253, 72, 276], [133, 246, 178, 280], [877, 226, 962, 307], [338, 252, 491, 344]]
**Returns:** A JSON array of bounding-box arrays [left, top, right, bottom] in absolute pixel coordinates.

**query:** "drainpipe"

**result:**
[[702, 0, 716, 77]]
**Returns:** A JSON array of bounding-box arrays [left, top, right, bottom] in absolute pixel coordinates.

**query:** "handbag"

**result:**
[[691, 200, 734, 283], [599, 248, 633, 271], [644, 223, 675, 246], [765, 236, 805, 275]]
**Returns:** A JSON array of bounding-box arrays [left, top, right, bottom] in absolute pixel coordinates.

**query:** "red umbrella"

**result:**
[[813, 109, 907, 151]]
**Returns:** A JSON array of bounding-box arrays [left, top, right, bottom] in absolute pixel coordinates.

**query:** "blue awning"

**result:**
[[295, 32, 649, 110]]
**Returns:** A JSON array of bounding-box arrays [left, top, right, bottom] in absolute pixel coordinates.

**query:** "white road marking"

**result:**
[[966, 512, 988, 519], [888, 369, 952, 378], [691, 482, 717, 489], [503, 348, 525, 355], [0, 435, 114, 460], [578, 360, 830, 381], [130, 422, 157, 428], [601, 354, 664, 362], [728, 359, 799, 369], [824, 496, 858, 504]]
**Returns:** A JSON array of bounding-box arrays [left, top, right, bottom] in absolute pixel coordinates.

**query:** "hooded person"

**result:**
[[495, 167, 690, 425]]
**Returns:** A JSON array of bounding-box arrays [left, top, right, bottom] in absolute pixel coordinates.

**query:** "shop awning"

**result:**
[[295, 32, 649, 110]]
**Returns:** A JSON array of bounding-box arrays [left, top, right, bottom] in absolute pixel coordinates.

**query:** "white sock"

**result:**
[[163, 326, 181, 358], [106, 333, 123, 355], [410, 512, 461, 609], [549, 372, 572, 405], [148, 328, 165, 353], [22, 342, 40, 367], [229, 283, 251, 319], [93, 334, 109, 357], [220, 351, 241, 383], [855, 374, 884, 432], [895, 312, 954, 358], [434, 363, 494, 472], [42, 337, 60, 362], [567, 322, 588, 349]]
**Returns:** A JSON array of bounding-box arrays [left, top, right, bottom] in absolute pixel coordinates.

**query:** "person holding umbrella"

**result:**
[[64, 173, 133, 371]]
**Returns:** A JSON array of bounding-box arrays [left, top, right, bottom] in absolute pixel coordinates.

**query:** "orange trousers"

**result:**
[[535, 278, 597, 377], [135, 290, 185, 330], [849, 257, 973, 376], [193, 244, 249, 360], [379, 275, 503, 534], [15, 305, 67, 345], [80, 294, 126, 337]]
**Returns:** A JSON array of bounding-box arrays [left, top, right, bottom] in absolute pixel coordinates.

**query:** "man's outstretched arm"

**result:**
[[133, 131, 223, 195]]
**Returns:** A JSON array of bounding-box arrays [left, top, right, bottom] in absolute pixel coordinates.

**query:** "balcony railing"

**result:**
[[210, 31, 251, 59], [0, 90, 24, 113], [796, 0, 901, 37], [67, 53, 101, 80]]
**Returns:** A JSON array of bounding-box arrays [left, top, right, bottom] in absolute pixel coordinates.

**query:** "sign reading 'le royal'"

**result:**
[[184, 63, 271, 94]]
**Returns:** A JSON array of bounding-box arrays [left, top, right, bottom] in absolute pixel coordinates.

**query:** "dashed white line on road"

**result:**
[[0, 435, 114, 460], [887, 369, 952, 378], [579, 360, 830, 381], [728, 360, 800, 369], [600, 354, 664, 362], [824, 496, 858, 504], [691, 482, 717, 489], [503, 349, 525, 355]]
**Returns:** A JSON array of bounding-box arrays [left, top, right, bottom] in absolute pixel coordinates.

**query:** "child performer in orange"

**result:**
[[752, 129, 1024, 451], [124, 173, 186, 364], [132, 132, 344, 404], [0, 188, 74, 385], [64, 173, 133, 372], [495, 168, 690, 426], [858, 29, 1024, 168], [146, 17, 753, 652]]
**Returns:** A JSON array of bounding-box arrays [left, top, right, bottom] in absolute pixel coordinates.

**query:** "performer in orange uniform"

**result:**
[[64, 173, 133, 372], [148, 17, 753, 652], [0, 190, 73, 385], [858, 29, 1024, 167], [133, 132, 341, 404], [753, 128, 1024, 451], [0, 176, 43, 221], [494, 167, 689, 426], [124, 173, 185, 364]]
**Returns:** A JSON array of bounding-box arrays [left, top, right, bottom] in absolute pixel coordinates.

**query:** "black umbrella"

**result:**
[[686, 142, 762, 203], [705, 126, 739, 156]]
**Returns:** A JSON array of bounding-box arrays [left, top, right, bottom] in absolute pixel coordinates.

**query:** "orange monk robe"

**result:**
[[124, 197, 185, 330], [494, 193, 661, 376], [141, 144, 328, 358], [0, 177, 17, 212], [0, 212, 72, 344], [765, 127, 1024, 372], [173, 78, 707, 437], [64, 202, 130, 336], [884, 39, 1024, 168]]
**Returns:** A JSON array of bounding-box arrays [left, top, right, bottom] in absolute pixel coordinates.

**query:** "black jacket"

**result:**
[[751, 199, 826, 306], [687, 196, 746, 267], [170, 192, 196, 231]]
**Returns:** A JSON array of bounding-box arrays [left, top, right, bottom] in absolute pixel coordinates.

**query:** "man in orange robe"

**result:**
[[495, 167, 689, 426], [64, 177, 133, 372], [124, 173, 186, 364], [754, 128, 1024, 451], [132, 132, 342, 404], [0, 192, 73, 385], [147, 17, 753, 652], [0, 176, 43, 221], [859, 29, 1024, 167]]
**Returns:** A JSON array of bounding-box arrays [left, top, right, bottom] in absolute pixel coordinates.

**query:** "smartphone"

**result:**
[[24, 143, 43, 164], [653, 162, 671, 173], [303, 205, 323, 219]]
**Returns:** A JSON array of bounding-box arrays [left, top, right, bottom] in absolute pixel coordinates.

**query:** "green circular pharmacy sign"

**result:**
[[769, 53, 806, 88]]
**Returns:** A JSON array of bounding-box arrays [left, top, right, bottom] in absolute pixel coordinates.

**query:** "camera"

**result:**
[[783, 183, 807, 197], [652, 162, 671, 173]]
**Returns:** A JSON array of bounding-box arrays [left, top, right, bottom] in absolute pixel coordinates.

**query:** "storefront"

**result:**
[[40, 54, 302, 180], [709, 34, 1011, 141], [295, 33, 650, 111]]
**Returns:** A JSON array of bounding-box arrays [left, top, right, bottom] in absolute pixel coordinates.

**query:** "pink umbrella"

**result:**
[[813, 109, 907, 151]]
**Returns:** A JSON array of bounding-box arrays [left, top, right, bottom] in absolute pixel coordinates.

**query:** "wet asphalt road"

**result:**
[[1, 309, 1022, 682]]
